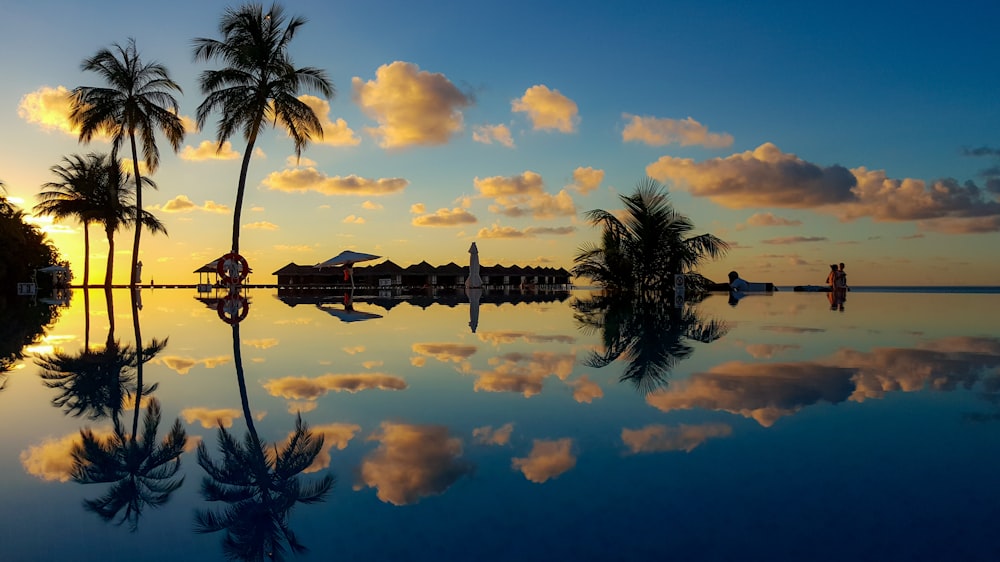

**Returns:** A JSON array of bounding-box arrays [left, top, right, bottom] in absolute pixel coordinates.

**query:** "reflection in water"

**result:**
[[648, 336, 1000, 426], [0, 294, 61, 390], [44, 288, 189, 531], [573, 294, 728, 393], [195, 323, 333, 561]]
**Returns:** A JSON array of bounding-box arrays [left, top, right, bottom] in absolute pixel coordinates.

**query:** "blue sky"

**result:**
[[2, 0, 999, 285]]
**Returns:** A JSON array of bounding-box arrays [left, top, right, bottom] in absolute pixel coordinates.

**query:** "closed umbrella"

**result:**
[[464, 242, 482, 289]]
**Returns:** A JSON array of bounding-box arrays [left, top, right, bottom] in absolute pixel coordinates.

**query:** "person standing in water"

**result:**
[[826, 264, 838, 291]]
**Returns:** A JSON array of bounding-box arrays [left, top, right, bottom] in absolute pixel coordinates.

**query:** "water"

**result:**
[[2, 288, 999, 561]]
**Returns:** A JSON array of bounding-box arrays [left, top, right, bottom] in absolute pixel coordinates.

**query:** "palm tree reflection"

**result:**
[[573, 294, 728, 394], [195, 323, 333, 561]]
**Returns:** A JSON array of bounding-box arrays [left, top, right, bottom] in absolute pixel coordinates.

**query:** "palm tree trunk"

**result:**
[[130, 288, 142, 442], [129, 133, 143, 287], [105, 225, 115, 287], [231, 130, 260, 256], [84, 287, 91, 351], [83, 219, 91, 288], [231, 322, 260, 441], [104, 286, 115, 346]]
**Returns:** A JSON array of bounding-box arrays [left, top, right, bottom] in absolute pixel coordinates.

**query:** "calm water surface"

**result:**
[[2, 288, 999, 561]]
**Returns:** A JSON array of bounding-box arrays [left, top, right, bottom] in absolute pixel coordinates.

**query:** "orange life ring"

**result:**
[[217, 253, 249, 284], [217, 294, 250, 324]]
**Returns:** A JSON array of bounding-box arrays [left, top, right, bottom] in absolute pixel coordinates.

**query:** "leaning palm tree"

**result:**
[[71, 38, 185, 286], [573, 177, 730, 298], [195, 322, 333, 561], [193, 3, 334, 258], [35, 154, 106, 287]]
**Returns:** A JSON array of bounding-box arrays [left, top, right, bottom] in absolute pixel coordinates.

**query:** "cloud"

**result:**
[[621, 423, 732, 454], [296, 94, 361, 146], [648, 143, 857, 208], [285, 155, 317, 167], [263, 373, 408, 400], [744, 212, 803, 228], [622, 114, 733, 148], [744, 343, 800, 359], [762, 236, 828, 244], [18, 86, 81, 137], [352, 61, 471, 148], [291, 422, 362, 473], [412, 207, 478, 227], [20, 430, 112, 482], [472, 123, 515, 147], [245, 221, 279, 231], [157, 195, 230, 214], [179, 140, 240, 161], [476, 224, 576, 238], [473, 351, 577, 397], [473, 423, 515, 446], [476, 331, 576, 346], [512, 438, 576, 483], [343, 214, 366, 224], [568, 375, 603, 403], [474, 171, 576, 219], [512, 85, 578, 133], [356, 422, 473, 505], [154, 354, 231, 375], [570, 166, 604, 194], [264, 168, 408, 196], [181, 407, 242, 428], [411, 343, 478, 363], [362, 200, 384, 211]]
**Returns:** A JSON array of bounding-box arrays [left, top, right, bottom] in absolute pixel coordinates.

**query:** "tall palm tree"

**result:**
[[71, 38, 184, 286], [193, 3, 334, 257], [35, 154, 105, 287], [573, 177, 730, 298], [195, 322, 333, 561]]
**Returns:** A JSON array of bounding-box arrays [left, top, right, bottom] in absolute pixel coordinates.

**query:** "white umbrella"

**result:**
[[464, 242, 482, 289], [315, 250, 380, 288]]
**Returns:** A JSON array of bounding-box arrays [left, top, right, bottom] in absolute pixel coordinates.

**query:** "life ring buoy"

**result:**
[[217, 294, 250, 324], [217, 253, 249, 284]]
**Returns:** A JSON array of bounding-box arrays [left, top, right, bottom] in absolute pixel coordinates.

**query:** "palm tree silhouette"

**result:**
[[574, 294, 729, 394], [193, 3, 334, 257], [35, 154, 105, 287], [573, 177, 729, 298], [195, 323, 333, 561], [71, 38, 185, 286]]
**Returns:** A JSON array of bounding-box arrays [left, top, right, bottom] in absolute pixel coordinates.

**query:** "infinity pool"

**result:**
[[2, 288, 998, 561]]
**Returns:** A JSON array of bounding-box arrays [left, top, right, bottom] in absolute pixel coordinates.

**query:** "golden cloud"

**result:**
[[570, 166, 604, 195], [245, 221, 280, 231], [181, 407, 242, 428], [18, 86, 80, 136], [474, 171, 576, 219], [472, 123, 515, 148], [411, 343, 478, 363], [343, 214, 366, 224], [622, 114, 733, 148], [297, 94, 361, 146], [512, 85, 578, 133], [362, 200, 384, 210], [179, 140, 240, 161], [476, 224, 575, 238], [745, 212, 803, 228], [473, 351, 577, 397], [242, 338, 278, 350], [289, 422, 362, 473], [21, 430, 108, 482], [352, 61, 471, 148], [263, 168, 408, 196], [356, 422, 473, 505], [473, 423, 515, 446], [154, 354, 231, 375], [512, 438, 576, 483], [412, 207, 478, 227], [568, 375, 604, 403], [476, 331, 577, 346], [263, 373, 408, 400], [621, 423, 732, 454], [157, 195, 230, 214]]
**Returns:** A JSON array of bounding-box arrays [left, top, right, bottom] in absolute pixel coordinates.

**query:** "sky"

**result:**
[[2, 0, 999, 286]]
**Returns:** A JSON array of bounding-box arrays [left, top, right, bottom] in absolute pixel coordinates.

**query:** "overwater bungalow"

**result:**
[[272, 260, 571, 289]]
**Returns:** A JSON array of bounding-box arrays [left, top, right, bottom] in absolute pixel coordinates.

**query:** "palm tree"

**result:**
[[71, 38, 184, 286], [195, 322, 333, 561], [573, 177, 730, 298], [573, 294, 729, 394], [35, 154, 106, 287], [71, 398, 188, 531], [193, 3, 334, 257]]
